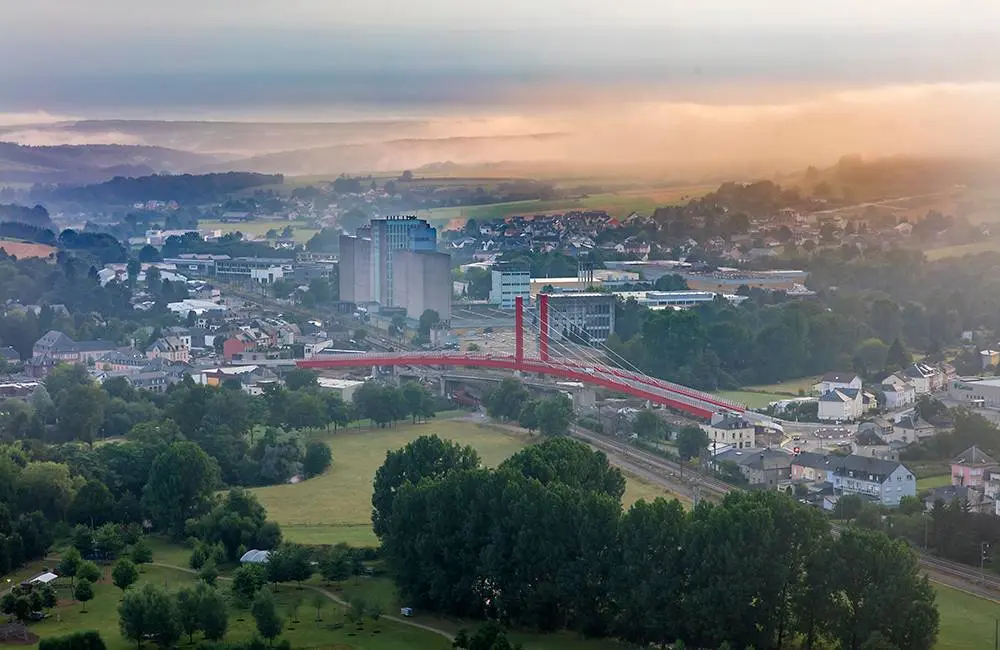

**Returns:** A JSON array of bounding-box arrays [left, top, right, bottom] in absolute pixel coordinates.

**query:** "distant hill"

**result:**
[[208, 133, 571, 176], [0, 142, 215, 185], [0, 203, 53, 228], [41, 171, 284, 206]]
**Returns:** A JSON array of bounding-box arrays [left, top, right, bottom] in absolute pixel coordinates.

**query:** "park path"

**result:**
[[151, 562, 456, 642]]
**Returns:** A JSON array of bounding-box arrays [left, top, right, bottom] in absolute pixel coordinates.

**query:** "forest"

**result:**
[[376, 436, 938, 650], [39, 172, 283, 206]]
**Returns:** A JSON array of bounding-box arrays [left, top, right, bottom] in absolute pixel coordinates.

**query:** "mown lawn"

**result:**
[[743, 376, 820, 396], [918, 474, 954, 491], [935, 584, 1000, 649], [714, 390, 789, 409], [252, 419, 680, 546]]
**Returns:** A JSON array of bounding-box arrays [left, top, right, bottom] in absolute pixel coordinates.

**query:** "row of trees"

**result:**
[[376, 436, 938, 650]]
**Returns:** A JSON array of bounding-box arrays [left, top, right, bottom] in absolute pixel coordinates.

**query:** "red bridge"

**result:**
[[297, 295, 747, 420]]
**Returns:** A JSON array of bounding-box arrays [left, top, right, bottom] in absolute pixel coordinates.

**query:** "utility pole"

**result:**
[[982, 542, 991, 585]]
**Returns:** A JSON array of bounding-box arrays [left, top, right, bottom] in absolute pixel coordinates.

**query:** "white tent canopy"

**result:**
[[239, 549, 271, 564], [30, 572, 58, 584]]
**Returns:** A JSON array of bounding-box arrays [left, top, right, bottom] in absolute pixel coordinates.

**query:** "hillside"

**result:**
[[40, 171, 284, 206], [0, 141, 215, 185], [210, 132, 571, 176]]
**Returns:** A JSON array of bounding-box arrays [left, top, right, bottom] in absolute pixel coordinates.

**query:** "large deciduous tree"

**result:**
[[143, 441, 220, 535], [371, 434, 480, 539], [118, 583, 181, 650], [499, 437, 625, 501]]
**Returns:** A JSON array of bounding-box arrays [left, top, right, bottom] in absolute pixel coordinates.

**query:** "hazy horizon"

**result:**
[[3, 1, 1000, 175]]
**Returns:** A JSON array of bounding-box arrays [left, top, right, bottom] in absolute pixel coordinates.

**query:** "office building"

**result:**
[[394, 250, 452, 320], [539, 293, 616, 344], [490, 265, 530, 310], [370, 216, 437, 306]]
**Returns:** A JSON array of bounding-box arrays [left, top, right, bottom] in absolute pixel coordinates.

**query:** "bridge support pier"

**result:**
[[573, 387, 597, 410], [515, 296, 524, 364], [539, 293, 550, 361]]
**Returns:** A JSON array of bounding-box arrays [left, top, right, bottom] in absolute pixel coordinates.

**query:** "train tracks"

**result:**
[[571, 427, 1000, 597], [571, 427, 732, 502]]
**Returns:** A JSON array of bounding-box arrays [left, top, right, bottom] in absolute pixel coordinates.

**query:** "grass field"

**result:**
[[714, 390, 789, 409], [743, 376, 820, 396], [200, 219, 320, 244], [21, 562, 451, 650], [252, 419, 679, 546], [918, 474, 954, 491], [926, 240, 1000, 260], [935, 584, 1000, 649], [415, 186, 708, 225]]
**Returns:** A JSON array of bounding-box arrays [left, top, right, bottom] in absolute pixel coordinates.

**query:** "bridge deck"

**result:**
[[298, 352, 747, 420]]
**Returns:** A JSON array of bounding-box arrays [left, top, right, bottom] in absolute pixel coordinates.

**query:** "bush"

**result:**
[[38, 631, 107, 650]]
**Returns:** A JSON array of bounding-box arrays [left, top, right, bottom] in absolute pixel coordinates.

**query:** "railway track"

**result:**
[[571, 428, 1000, 596], [571, 427, 732, 502]]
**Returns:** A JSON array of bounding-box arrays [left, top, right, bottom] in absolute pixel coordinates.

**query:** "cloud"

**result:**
[[1, 129, 145, 147], [0, 111, 76, 127]]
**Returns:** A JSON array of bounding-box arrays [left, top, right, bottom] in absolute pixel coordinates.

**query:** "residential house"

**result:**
[[713, 448, 793, 488], [813, 372, 862, 395], [818, 388, 864, 422], [195, 365, 280, 395], [923, 485, 995, 515], [701, 414, 756, 450], [223, 333, 257, 362], [951, 446, 998, 488], [900, 362, 945, 395], [790, 451, 837, 483], [892, 412, 937, 442], [792, 452, 916, 506], [146, 336, 191, 364], [876, 380, 916, 409], [0, 346, 21, 364], [97, 349, 149, 373]]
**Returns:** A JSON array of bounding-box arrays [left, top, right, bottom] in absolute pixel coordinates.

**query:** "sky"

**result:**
[[2, 0, 1000, 118], [2, 0, 1000, 172]]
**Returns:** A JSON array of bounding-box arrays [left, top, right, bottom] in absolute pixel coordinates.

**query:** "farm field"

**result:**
[[0, 239, 57, 259], [251, 418, 679, 546], [926, 240, 1000, 260], [200, 219, 320, 243], [416, 186, 708, 225]]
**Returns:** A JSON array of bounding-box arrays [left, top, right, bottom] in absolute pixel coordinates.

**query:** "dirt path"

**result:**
[[151, 562, 455, 642]]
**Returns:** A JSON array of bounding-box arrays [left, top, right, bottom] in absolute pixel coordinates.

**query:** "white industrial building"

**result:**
[[490, 266, 530, 310]]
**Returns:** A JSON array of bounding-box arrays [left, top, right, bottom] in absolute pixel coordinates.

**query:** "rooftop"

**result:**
[[953, 445, 997, 467]]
